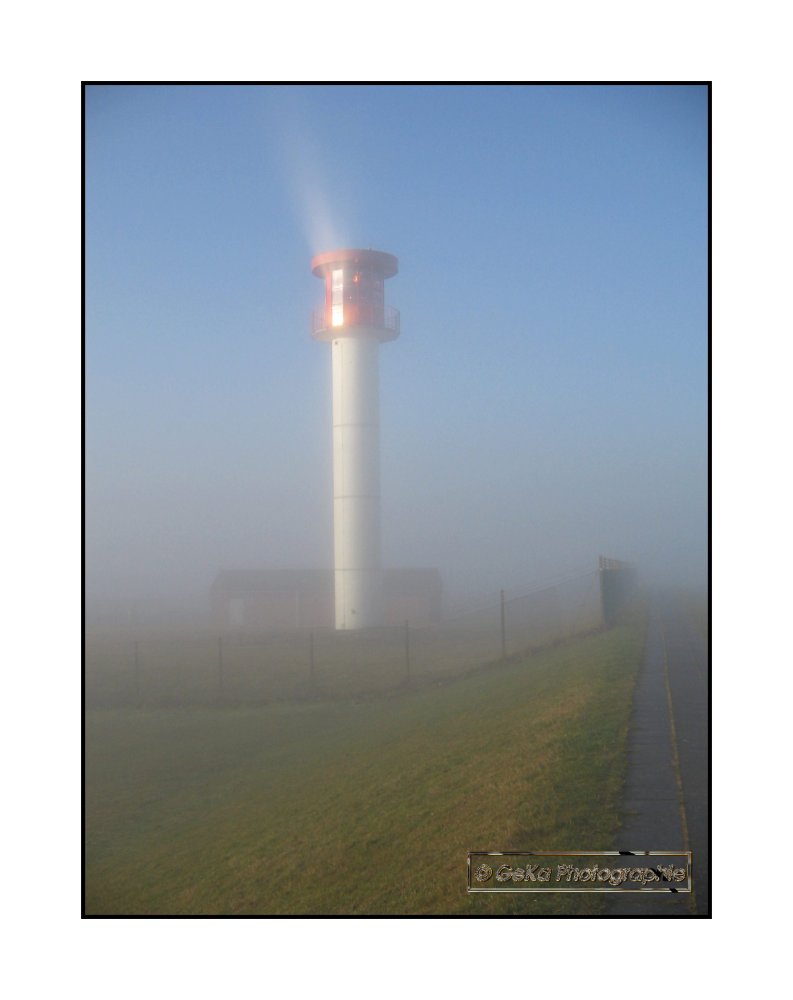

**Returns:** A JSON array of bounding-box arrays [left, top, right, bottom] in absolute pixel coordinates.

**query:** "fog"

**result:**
[[85, 84, 707, 630]]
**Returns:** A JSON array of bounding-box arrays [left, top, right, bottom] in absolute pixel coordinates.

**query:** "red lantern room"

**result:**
[[311, 248, 399, 342]]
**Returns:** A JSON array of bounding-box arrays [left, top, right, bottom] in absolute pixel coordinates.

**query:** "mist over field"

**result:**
[[85, 84, 707, 630]]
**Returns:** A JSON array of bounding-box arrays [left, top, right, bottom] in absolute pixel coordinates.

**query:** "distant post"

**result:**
[[217, 636, 224, 703], [598, 556, 607, 627], [133, 640, 141, 705], [500, 590, 507, 661], [404, 620, 411, 684], [309, 630, 316, 686]]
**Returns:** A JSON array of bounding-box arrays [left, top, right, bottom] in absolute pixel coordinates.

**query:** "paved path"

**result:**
[[608, 596, 709, 916]]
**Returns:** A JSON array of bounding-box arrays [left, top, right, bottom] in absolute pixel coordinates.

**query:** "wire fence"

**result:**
[[85, 569, 609, 707]]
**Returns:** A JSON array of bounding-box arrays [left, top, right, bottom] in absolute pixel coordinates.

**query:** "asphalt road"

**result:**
[[608, 595, 710, 916]]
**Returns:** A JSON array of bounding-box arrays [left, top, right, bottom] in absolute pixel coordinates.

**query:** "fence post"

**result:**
[[598, 558, 608, 628], [404, 620, 411, 684], [217, 636, 224, 703], [309, 630, 315, 686], [133, 640, 141, 705], [500, 589, 507, 661]]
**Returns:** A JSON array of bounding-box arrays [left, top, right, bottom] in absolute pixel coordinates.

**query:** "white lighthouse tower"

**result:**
[[311, 248, 400, 630]]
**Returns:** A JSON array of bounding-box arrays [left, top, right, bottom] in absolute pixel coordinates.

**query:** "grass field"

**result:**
[[85, 612, 645, 915]]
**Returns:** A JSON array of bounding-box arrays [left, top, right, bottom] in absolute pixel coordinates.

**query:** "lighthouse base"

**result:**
[[334, 568, 383, 630]]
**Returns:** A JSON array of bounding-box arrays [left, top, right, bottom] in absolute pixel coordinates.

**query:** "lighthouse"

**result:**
[[311, 248, 400, 630]]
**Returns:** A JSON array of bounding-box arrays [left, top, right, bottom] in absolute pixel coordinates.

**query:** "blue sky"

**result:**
[[85, 84, 707, 620]]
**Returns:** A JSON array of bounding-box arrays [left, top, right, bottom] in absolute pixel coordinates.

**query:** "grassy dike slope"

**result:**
[[86, 615, 645, 915]]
